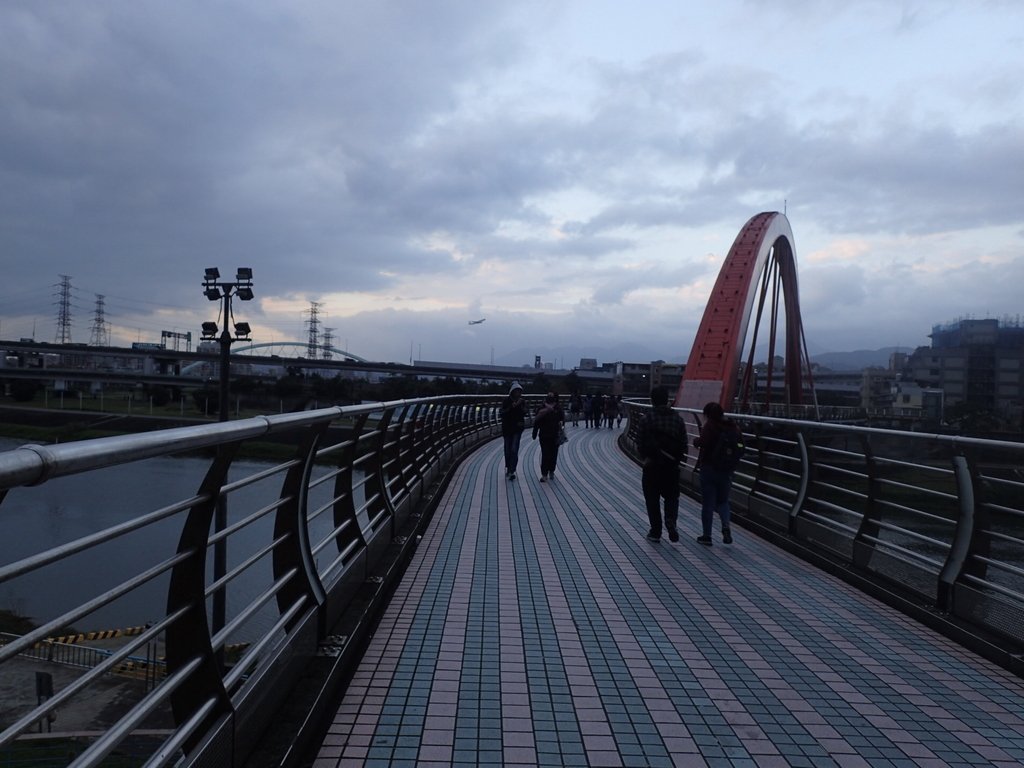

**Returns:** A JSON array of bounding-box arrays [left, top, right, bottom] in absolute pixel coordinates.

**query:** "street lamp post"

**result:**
[[201, 267, 254, 421], [200, 268, 253, 653]]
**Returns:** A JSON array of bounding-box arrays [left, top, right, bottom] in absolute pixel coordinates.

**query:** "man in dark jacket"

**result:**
[[637, 386, 687, 542], [500, 381, 527, 480], [532, 392, 565, 482]]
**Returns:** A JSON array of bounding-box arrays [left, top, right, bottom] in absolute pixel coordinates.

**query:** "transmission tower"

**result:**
[[305, 301, 322, 359], [89, 294, 111, 346], [53, 275, 73, 343], [322, 327, 334, 360]]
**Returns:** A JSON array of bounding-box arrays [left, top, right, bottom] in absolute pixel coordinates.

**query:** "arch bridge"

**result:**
[[677, 211, 815, 415]]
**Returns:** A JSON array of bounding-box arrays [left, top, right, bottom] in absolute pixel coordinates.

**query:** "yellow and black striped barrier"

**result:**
[[44, 624, 149, 646]]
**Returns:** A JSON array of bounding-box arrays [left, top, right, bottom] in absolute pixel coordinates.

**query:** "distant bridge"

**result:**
[[230, 341, 369, 363]]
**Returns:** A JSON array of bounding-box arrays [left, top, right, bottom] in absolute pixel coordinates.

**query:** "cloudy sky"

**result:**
[[1, 0, 1022, 367]]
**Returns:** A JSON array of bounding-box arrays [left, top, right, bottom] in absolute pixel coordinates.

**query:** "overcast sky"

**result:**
[[2, 1, 1022, 367]]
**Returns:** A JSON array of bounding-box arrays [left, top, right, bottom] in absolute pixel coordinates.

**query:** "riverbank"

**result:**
[[0, 404, 214, 443], [0, 404, 357, 463]]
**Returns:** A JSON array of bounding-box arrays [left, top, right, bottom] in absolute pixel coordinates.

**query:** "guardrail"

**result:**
[[0, 632, 165, 687], [0, 395, 512, 767], [622, 404, 1024, 671], [4, 397, 1021, 766]]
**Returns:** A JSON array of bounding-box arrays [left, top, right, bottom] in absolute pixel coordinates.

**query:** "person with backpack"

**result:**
[[693, 401, 745, 546], [637, 386, 687, 542]]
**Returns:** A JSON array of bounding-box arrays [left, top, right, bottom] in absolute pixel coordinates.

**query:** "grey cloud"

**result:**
[[0, 1, 527, 303], [589, 263, 706, 306], [2, 1, 1021, 361]]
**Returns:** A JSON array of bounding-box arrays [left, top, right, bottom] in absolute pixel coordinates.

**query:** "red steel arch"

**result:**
[[675, 211, 811, 410]]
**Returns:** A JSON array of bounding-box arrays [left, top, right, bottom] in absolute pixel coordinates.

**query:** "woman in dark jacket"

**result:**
[[693, 401, 740, 545], [499, 381, 527, 480], [532, 392, 564, 482]]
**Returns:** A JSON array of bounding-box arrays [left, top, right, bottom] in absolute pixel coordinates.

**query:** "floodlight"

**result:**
[[234, 322, 251, 337], [204, 267, 220, 280], [204, 287, 222, 301], [201, 321, 218, 338], [236, 286, 254, 301], [236, 267, 253, 281]]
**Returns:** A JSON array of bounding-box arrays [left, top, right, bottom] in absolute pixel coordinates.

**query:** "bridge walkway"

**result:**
[[310, 424, 1024, 767]]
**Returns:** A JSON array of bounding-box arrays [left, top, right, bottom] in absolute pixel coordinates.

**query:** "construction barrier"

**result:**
[[43, 625, 149, 646]]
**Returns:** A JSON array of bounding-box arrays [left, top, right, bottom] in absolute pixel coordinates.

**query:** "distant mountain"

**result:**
[[811, 347, 913, 371]]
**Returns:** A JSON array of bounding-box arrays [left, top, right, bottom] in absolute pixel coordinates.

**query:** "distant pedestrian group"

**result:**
[[579, 393, 624, 429]]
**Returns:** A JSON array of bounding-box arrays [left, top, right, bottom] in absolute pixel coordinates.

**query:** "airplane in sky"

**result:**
[[468, 318, 486, 325]]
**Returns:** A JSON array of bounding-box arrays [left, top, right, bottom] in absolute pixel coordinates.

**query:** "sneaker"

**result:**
[[540, 475, 547, 482], [646, 530, 661, 542], [510, 472, 516, 480], [722, 528, 733, 544], [668, 528, 679, 543], [696, 535, 713, 546]]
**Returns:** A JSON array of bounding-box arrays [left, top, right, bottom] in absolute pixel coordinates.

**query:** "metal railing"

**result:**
[[3, 396, 1021, 766], [0, 395, 511, 767], [623, 403, 1024, 663]]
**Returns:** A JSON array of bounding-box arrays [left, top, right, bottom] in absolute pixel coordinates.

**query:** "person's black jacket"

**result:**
[[500, 394, 527, 436], [532, 405, 563, 442]]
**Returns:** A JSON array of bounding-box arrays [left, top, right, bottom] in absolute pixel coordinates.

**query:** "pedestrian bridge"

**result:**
[[0, 396, 1022, 767]]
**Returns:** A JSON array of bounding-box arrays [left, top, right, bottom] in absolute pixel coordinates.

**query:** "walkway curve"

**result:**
[[311, 425, 1024, 767]]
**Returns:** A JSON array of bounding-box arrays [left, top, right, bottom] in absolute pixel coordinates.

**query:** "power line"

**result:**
[[322, 327, 334, 360], [89, 294, 111, 347], [305, 301, 322, 359], [53, 275, 73, 344]]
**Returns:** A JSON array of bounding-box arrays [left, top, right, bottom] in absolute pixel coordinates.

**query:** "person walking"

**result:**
[[499, 381, 527, 480], [569, 392, 582, 427], [583, 394, 594, 428], [604, 394, 618, 428], [532, 392, 565, 482], [637, 386, 687, 542], [693, 401, 743, 545]]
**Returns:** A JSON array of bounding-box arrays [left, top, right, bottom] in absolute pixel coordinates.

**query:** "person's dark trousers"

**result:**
[[642, 462, 680, 536], [539, 437, 559, 476], [699, 466, 733, 536], [503, 431, 522, 473]]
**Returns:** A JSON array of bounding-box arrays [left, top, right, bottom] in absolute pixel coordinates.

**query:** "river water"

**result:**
[[0, 437, 290, 641]]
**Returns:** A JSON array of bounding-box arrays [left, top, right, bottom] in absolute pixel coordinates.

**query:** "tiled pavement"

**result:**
[[311, 425, 1024, 767]]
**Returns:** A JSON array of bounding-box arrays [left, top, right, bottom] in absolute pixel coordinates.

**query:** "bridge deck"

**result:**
[[311, 426, 1024, 767]]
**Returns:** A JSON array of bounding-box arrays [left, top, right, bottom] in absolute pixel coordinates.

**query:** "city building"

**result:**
[[904, 318, 1024, 428]]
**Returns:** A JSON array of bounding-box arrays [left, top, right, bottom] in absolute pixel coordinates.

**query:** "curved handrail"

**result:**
[[2, 398, 1021, 765], [0, 395, 507, 766], [622, 402, 1024, 657]]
